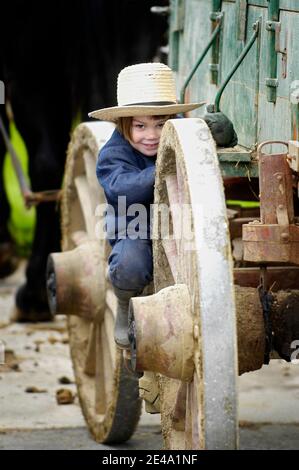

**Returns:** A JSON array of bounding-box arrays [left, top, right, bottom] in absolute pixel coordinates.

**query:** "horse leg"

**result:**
[[15, 201, 62, 320], [10, 86, 71, 321]]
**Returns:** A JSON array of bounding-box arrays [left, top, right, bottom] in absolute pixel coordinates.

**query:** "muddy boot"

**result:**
[[113, 286, 142, 349]]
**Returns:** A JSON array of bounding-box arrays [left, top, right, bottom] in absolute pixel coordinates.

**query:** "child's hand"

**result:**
[[203, 112, 238, 148]]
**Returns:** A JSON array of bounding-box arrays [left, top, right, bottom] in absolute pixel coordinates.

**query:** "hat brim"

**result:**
[[88, 102, 205, 121]]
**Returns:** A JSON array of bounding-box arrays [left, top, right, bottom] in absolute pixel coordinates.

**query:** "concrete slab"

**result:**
[[238, 360, 299, 424]]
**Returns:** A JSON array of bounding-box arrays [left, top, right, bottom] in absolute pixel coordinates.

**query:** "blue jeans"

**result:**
[[108, 239, 153, 291]]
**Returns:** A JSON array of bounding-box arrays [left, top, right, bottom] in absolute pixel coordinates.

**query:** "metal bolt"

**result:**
[[281, 232, 289, 241], [278, 204, 284, 210], [193, 324, 199, 340], [277, 175, 283, 182]]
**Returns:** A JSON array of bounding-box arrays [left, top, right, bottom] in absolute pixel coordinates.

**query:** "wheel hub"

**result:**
[[129, 284, 195, 381]]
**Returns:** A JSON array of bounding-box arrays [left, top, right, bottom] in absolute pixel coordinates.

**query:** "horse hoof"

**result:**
[[13, 284, 54, 323], [11, 307, 54, 323]]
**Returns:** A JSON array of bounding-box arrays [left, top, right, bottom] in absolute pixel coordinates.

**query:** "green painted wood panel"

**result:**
[[277, 1, 299, 12], [173, 0, 299, 149], [219, 3, 262, 148], [222, 1, 299, 12], [247, 0, 299, 11], [257, 8, 299, 142]]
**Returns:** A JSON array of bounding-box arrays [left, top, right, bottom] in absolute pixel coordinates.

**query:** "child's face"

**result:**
[[129, 116, 168, 157]]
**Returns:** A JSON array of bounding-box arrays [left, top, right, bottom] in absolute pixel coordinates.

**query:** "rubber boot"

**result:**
[[113, 286, 142, 349]]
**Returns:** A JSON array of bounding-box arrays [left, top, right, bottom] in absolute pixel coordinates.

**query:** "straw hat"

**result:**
[[88, 63, 205, 121]]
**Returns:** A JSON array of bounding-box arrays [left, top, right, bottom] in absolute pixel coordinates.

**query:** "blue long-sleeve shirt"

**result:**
[[96, 129, 155, 243]]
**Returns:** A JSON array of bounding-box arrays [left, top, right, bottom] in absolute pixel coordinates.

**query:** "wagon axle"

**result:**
[[47, 241, 105, 321], [128, 283, 299, 379], [128, 284, 194, 381]]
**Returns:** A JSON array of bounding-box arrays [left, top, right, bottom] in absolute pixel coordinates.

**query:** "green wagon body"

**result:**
[[168, 0, 299, 177]]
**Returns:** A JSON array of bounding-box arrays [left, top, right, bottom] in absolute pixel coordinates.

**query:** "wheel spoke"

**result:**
[[165, 174, 179, 205], [172, 382, 187, 432], [104, 240, 112, 261], [175, 159, 185, 206], [84, 323, 97, 376], [101, 322, 114, 400], [75, 175, 95, 237], [162, 239, 178, 282], [193, 374, 203, 448], [185, 378, 201, 450], [104, 309, 116, 370], [83, 150, 101, 212], [95, 324, 106, 414], [165, 174, 182, 243], [106, 288, 117, 319]]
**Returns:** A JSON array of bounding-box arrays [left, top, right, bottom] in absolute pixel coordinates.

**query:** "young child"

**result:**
[[89, 62, 237, 349]]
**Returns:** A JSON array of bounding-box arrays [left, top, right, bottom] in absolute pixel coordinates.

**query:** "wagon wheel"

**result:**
[[130, 118, 238, 449], [155, 118, 239, 449], [48, 122, 142, 443]]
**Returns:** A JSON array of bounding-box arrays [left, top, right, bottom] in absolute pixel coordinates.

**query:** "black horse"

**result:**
[[0, 0, 168, 320]]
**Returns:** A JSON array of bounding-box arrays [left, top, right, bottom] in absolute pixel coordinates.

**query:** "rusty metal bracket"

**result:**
[[243, 140, 299, 264]]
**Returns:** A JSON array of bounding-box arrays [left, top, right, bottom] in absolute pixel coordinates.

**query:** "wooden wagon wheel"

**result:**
[[129, 118, 239, 449], [47, 122, 142, 443]]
